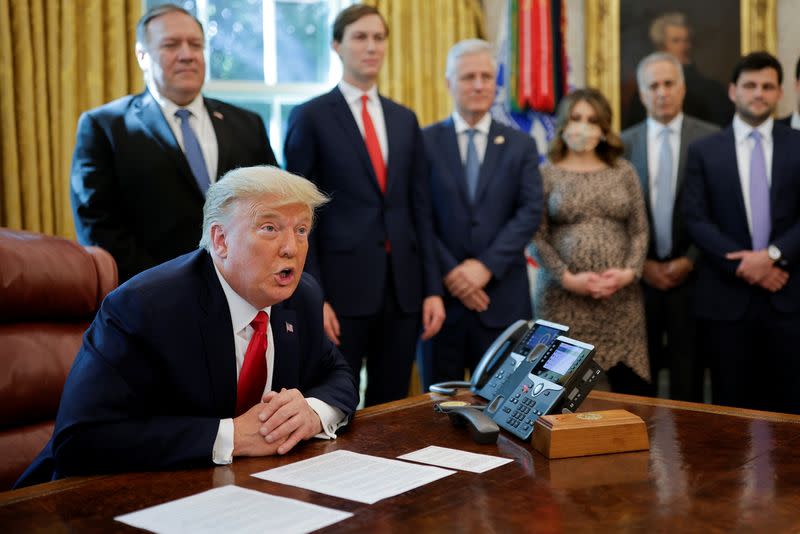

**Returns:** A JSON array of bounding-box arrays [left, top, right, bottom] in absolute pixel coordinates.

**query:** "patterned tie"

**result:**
[[361, 95, 387, 193], [653, 127, 674, 259], [174, 109, 210, 195], [465, 129, 480, 202], [236, 311, 269, 417], [749, 130, 771, 250]]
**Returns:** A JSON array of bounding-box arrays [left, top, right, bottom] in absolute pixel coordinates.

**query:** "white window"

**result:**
[[144, 0, 353, 164]]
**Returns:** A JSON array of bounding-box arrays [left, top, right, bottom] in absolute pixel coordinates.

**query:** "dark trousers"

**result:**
[[644, 280, 703, 401], [430, 309, 506, 385], [337, 262, 420, 407], [702, 294, 800, 414], [606, 363, 653, 396]]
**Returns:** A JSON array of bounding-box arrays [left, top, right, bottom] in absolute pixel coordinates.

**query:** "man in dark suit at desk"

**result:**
[[776, 56, 799, 129], [621, 52, 717, 401], [684, 52, 800, 413], [71, 4, 277, 283], [422, 39, 542, 384], [284, 5, 445, 406], [16, 166, 358, 487]]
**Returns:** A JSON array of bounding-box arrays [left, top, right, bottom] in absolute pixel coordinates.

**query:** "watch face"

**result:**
[[768, 245, 781, 261]]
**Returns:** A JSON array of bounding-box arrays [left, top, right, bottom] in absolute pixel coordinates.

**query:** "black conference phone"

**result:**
[[429, 318, 569, 401], [487, 336, 602, 440]]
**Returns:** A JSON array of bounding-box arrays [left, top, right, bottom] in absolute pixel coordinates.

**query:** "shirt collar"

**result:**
[[338, 79, 379, 106], [148, 82, 205, 119], [646, 112, 683, 139], [213, 262, 271, 334], [733, 113, 773, 144], [452, 111, 492, 135]]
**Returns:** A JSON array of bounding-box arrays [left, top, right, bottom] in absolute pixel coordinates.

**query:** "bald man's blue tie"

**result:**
[[175, 109, 210, 195]]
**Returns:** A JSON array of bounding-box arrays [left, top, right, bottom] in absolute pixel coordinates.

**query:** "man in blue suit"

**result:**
[[423, 39, 542, 384], [71, 4, 277, 283], [16, 166, 358, 487], [684, 52, 800, 413], [284, 5, 445, 406]]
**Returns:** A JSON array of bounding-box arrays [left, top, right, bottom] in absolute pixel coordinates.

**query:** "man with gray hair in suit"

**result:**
[[621, 51, 717, 401]]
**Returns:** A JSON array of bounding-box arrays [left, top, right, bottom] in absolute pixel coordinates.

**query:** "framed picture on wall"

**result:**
[[585, 0, 776, 131]]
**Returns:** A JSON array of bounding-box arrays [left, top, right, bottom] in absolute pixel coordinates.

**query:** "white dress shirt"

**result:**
[[338, 80, 389, 163], [211, 265, 345, 464], [732, 114, 774, 239], [452, 111, 492, 164], [646, 113, 683, 210], [148, 82, 219, 182]]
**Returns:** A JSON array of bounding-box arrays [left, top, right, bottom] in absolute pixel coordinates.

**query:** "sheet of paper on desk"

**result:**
[[252, 449, 455, 504], [114, 485, 352, 534], [398, 445, 514, 473]]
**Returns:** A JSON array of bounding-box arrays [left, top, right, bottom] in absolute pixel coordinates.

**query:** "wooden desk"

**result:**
[[2, 391, 800, 531]]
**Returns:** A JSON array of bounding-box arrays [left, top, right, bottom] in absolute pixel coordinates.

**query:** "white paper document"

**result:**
[[398, 445, 514, 473], [114, 485, 352, 534], [252, 449, 455, 504]]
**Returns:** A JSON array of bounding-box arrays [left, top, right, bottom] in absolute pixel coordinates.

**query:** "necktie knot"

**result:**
[[361, 94, 369, 106], [466, 128, 477, 140], [175, 108, 191, 121], [660, 126, 671, 139], [750, 129, 762, 143], [251, 310, 268, 334]]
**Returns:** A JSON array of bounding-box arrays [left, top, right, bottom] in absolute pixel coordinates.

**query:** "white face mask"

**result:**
[[561, 122, 603, 153]]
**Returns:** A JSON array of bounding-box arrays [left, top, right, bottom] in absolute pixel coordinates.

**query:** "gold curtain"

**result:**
[[364, 0, 486, 127], [0, 0, 142, 238]]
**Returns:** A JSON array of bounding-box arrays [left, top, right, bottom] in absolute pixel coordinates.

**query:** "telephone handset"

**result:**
[[428, 319, 569, 400]]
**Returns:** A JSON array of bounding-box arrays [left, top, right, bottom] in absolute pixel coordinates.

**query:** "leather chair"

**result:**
[[0, 228, 117, 490]]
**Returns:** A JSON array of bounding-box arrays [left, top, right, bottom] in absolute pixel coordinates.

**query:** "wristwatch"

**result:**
[[767, 244, 782, 262]]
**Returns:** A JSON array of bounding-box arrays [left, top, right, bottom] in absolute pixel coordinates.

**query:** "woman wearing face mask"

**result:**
[[532, 88, 651, 394]]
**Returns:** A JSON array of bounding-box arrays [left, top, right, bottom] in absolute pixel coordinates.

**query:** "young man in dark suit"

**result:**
[[71, 4, 277, 282], [684, 52, 800, 413], [422, 39, 542, 384], [16, 166, 358, 487], [283, 5, 445, 406], [621, 52, 717, 401]]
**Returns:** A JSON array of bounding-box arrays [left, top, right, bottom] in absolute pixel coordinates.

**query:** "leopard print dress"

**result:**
[[532, 160, 650, 381]]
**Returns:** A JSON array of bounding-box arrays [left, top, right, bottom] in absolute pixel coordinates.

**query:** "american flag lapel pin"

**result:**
[[285, 322, 294, 333], [213, 111, 224, 120]]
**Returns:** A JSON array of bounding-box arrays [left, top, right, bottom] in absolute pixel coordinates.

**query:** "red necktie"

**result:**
[[236, 311, 268, 416], [361, 94, 387, 193]]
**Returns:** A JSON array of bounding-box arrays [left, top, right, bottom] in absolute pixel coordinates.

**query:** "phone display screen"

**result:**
[[535, 342, 589, 384], [525, 325, 561, 350]]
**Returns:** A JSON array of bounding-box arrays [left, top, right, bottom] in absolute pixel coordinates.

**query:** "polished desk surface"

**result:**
[[2, 391, 800, 532]]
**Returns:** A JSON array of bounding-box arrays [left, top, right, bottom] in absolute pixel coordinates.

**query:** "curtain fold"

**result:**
[[0, 0, 141, 238], [365, 0, 486, 127]]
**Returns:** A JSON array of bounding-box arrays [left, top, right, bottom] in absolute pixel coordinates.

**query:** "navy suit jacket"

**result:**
[[423, 118, 542, 328], [71, 90, 277, 282], [683, 122, 800, 319], [16, 250, 357, 486], [283, 87, 441, 316], [621, 115, 718, 262]]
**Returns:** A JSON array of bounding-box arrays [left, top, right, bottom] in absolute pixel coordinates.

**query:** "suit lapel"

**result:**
[[133, 90, 203, 197], [770, 125, 788, 220], [631, 124, 650, 205], [724, 127, 749, 223], [441, 118, 471, 207], [329, 88, 383, 195], [196, 254, 237, 416], [474, 120, 502, 203], [205, 98, 228, 180], [268, 304, 299, 390]]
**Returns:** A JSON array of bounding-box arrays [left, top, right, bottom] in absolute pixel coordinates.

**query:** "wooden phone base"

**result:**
[[532, 409, 650, 459]]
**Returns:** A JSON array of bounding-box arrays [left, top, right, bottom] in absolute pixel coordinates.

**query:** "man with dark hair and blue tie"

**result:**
[[71, 4, 277, 283], [621, 52, 717, 402], [684, 52, 800, 413]]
